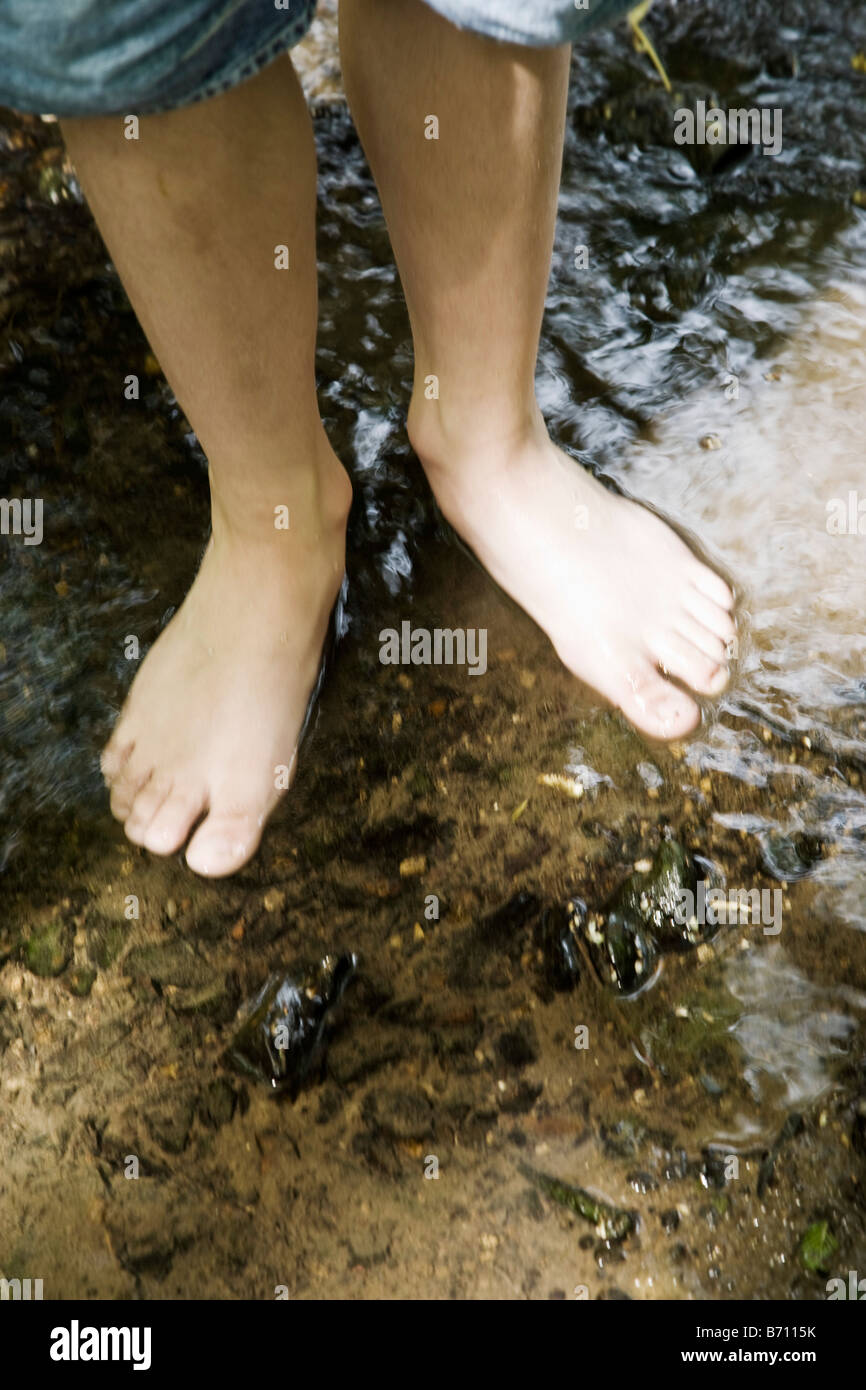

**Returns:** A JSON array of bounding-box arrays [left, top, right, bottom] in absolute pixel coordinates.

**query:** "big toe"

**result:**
[[184, 803, 266, 878], [617, 659, 702, 740]]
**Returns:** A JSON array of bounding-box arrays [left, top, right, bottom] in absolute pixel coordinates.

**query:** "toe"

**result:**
[[185, 803, 266, 878], [676, 616, 728, 665], [101, 729, 135, 783], [685, 587, 737, 644], [109, 763, 153, 821], [616, 658, 702, 740], [654, 632, 728, 697], [142, 787, 208, 856], [691, 563, 735, 612], [124, 779, 174, 845]]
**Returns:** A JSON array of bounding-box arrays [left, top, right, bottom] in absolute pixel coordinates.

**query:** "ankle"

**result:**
[[209, 436, 352, 546], [407, 388, 546, 482]]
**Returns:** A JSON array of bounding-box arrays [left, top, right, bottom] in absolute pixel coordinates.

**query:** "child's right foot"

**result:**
[[101, 443, 352, 877]]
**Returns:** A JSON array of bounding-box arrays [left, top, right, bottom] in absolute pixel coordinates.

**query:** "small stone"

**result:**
[[263, 888, 286, 913], [399, 855, 426, 877], [66, 966, 97, 998], [389, 934, 402, 951], [164, 898, 178, 922], [413, 922, 425, 943], [392, 712, 403, 734], [699, 433, 722, 450], [519, 669, 536, 689], [24, 918, 72, 977], [537, 772, 583, 800]]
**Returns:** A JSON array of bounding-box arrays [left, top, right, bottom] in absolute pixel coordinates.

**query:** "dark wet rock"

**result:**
[[661, 1208, 680, 1233], [851, 1099, 866, 1160], [224, 953, 357, 1094], [573, 81, 742, 178], [550, 838, 703, 995], [495, 1023, 539, 1071], [583, 905, 659, 994], [519, 1163, 637, 1242], [362, 1085, 433, 1142], [539, 899, 583, 991], [23, 916, 71, 977], [598, 1287, 632, 1300], [612, 839, 702, 950]]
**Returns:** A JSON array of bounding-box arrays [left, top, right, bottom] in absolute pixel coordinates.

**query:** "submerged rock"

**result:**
[[23, 916, 71, 977], [583, 904, 659, 994], [539, 898, 585, 991], [544, 836, 708, 995], [224, 953, 357, 1094], [611, 839, 702, 950]]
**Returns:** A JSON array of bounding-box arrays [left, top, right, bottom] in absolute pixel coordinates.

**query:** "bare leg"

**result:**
[[339, 0, 735, 739], [63, 57, 352, 876]]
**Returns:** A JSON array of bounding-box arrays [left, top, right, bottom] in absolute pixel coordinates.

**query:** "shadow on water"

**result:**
[[1, 0, 866, 1297]]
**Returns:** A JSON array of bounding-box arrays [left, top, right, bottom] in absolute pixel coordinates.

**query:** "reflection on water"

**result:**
[[727, 949, 861, 1131], [1, 0, 865, 1147]]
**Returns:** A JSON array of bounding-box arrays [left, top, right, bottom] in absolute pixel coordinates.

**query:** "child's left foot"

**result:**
[[410, 407, 736, 740]]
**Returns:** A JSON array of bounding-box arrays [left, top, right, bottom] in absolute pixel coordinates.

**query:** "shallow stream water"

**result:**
[[1, 0, 865, 1299]]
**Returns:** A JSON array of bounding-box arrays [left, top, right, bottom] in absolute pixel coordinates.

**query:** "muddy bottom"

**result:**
[[2, 0, 866, 1300]]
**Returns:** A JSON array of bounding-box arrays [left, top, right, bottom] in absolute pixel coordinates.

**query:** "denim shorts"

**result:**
[[0, 0, 638, 118]]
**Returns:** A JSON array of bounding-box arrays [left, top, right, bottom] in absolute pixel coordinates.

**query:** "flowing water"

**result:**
[[1, 0, 865, 1299]]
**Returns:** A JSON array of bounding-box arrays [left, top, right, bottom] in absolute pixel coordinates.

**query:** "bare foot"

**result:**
[[410, 407, 736, 740], [101, 446, 352, 876]]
